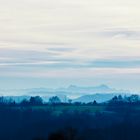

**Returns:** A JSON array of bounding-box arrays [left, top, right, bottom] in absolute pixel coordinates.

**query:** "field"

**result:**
[[1, 103, 140, 140], [10, 104, 106, 115]]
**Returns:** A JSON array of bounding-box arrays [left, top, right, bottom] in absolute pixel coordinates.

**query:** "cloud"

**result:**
[[47, 47, 76, 52], [0, 48, 77, 69], [0, 47, 140, 70], [1, 67, 140, 79], [98, 29, 140, 40], [0, 48, 60, 62], [88, 59, 140, 68]]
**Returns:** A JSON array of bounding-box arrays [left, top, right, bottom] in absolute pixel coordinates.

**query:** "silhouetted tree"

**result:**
[[93, 100, 97, 105], [7, 98, 15, 105], [118, 95, 123, 101], [0, 96, 4, 105], [128, 95, 139, 103], [68, 99, 72, 104], [20, 99, 29, 106], [49, 96, 61, 104], [29, 96, 43, 105], [112, 96, 118, 101]]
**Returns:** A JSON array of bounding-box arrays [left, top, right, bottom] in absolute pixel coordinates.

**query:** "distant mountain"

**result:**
[[0, 84, 130, 99], [56, 84, 129, 97], [0, 84, 131, 103], [73, 94, 116, 103]]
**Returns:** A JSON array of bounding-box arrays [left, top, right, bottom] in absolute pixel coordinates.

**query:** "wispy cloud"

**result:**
[[98, 29, 140, 40]]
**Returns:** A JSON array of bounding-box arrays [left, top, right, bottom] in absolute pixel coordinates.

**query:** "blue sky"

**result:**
[[0, 0, 140, 91]]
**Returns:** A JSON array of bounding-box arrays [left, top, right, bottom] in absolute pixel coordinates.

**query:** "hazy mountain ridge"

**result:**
[[0, 84, 129, 97], [0, 85, 131, 103], [57, 84, 129, 95], [73, 94, 116, 103]]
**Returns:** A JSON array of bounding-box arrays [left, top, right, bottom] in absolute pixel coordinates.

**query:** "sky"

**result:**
[[0, 0, 140, 92]]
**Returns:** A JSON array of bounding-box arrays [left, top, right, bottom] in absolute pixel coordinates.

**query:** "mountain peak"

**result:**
[[68, 85, 77, 89], [97, 84, 110, 89]]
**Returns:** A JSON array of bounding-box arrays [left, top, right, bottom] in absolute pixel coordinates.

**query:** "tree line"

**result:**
[[0, 94, 140, 106]]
